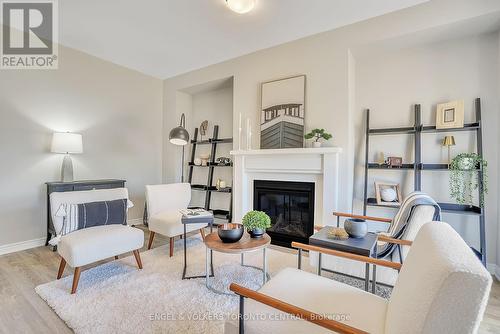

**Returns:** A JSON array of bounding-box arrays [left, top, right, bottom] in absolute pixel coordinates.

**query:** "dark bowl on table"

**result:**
[[218, 223, 244, 243]]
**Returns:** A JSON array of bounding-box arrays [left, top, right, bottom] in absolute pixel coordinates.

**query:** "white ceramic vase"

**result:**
[[380, 188, 397, 202], [312, 141, 321, 148]]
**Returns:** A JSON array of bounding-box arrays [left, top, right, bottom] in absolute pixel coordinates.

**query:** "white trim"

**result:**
[[230, 147, 342, 156], [0, 237, 46, 256], [0, 218, 144, 256], [127, 218, 143, 226], [486, 263, 500, 280]]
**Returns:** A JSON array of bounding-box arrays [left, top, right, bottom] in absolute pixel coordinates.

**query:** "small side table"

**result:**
[[181, 213, 214, 280], [204, 232, 271, 296], [308, 226, 378, 293]]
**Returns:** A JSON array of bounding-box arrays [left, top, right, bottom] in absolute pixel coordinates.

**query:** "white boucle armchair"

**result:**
[[228, 222, 492, 334], [50, 188, 144, 294], [146, 183, 207, 257]]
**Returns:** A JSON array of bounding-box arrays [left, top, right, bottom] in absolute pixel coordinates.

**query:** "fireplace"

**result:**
[[254, 180, 314, 247]]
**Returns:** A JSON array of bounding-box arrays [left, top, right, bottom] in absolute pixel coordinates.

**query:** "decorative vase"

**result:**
[[248, 228, 265, 238], [312, 141, 322, 148], [344, 218, 368, 238], [380, 188, 397, 202]]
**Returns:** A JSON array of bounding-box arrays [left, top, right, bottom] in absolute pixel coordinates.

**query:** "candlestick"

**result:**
[[238, 113, 242, 150], [246, 118, 251, 150]]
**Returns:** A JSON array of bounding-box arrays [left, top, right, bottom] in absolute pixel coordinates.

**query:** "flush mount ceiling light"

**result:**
[[225, 0, 256, 14]]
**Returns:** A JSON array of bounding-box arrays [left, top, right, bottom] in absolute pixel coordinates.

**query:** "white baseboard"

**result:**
[[0, 237, 46, 256], [0, 218, 144, 256], [127, 218, 144, 226], [486, 263, 500, 281]]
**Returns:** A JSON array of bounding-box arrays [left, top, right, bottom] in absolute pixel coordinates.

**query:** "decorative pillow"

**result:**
[[50, 199, 128, 245]]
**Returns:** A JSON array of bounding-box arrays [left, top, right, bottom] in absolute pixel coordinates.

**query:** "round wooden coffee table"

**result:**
[[204, 232, 271, 295]]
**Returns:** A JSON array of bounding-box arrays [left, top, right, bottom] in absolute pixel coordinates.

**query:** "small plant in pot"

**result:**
[[449, 153, 488, 207], [304, 129, 332, 148], [242, 210, 271, 238]]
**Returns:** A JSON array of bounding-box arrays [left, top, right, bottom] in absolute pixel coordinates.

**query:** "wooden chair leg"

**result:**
[[147, 231, 155, 250], [199, 228, 206, 241], [57, 258, 66, 279], [71, 267, 81, 294], [133, 250, 143, 269], [169, 237, 174, 257]]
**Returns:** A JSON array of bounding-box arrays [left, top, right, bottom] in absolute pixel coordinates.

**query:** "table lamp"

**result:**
[[442, 135, 456, 167], [51, 132, 83, 182], [169, 113, 189, 182]]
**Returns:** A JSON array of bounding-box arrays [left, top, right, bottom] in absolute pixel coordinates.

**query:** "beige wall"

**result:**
[[0, 45, 163, 247], [163, 0, 500, 267]]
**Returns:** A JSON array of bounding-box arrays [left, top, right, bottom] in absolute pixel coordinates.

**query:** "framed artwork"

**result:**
[[386, 156, 403, 168], [260, 75, 305, 149], [436, 100, 464, 129], [375, 182, 402, 207]]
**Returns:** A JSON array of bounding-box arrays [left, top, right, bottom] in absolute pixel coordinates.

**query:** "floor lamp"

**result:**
[[169, 113, 189, 182]]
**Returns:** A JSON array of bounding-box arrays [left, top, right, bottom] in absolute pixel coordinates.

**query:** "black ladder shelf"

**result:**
[[188, 125, 233, 222], [363, 98, 486, 265]]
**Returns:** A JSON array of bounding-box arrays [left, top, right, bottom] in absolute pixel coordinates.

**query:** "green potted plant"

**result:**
[[242, 210, 271, 238], [449, 153, 488, 207], [304, 128, 332, 148]]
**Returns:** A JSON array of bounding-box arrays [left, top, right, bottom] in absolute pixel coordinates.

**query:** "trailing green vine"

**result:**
[[449, 153, 488, 207]]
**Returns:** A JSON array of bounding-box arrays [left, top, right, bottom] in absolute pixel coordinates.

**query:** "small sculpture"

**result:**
[[199, 120, 208, 141], [215, 157, 232, 166], [200, 153, 210, 166]]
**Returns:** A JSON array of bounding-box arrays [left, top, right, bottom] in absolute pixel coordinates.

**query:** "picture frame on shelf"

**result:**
[[386, 156, 403, 168], [375, 182, 402, 207], [436, 100, 464, 129]]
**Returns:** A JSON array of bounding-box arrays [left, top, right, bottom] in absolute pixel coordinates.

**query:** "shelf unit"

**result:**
[[188, 125, 233, 221], [363, 98, 486, 265]]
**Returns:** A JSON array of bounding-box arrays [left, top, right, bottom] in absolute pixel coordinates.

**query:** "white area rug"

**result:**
[[35, 236, 300, 334], [36, 236, 391, 333]]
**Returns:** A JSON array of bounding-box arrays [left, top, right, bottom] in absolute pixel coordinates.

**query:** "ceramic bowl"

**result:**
[[218, 223, 244, 243], [344, 218, 368, 238]]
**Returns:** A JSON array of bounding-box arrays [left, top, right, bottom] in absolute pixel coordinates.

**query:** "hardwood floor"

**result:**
[[0, 227, 499, 333]]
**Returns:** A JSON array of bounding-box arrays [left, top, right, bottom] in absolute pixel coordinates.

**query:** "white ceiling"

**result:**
[[60, 0, 429, 79]]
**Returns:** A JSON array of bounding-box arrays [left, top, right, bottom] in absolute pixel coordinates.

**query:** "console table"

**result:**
[[45, 179, 126, 248]]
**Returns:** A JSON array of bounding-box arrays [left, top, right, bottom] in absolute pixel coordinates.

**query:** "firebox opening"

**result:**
[[253, 180, 315, 248]]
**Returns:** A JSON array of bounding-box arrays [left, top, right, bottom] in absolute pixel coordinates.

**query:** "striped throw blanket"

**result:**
[[377, 192, 441, 259]]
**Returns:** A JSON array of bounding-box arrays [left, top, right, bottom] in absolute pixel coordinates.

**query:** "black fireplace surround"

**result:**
[[253, 180, 315, 247]]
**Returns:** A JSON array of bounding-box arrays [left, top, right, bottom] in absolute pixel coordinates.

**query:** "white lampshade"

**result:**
[[51, 132, 83, 154]]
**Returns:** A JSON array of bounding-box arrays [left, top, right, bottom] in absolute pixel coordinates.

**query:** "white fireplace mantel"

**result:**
[[230, 147, 342, 227], [231, 147, 342, 156]]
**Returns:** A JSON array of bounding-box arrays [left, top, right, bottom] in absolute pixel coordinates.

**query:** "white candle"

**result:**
[[248, 128, 252, 150], [238, 113, 242, 150], [246, 118, 251, 150]]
